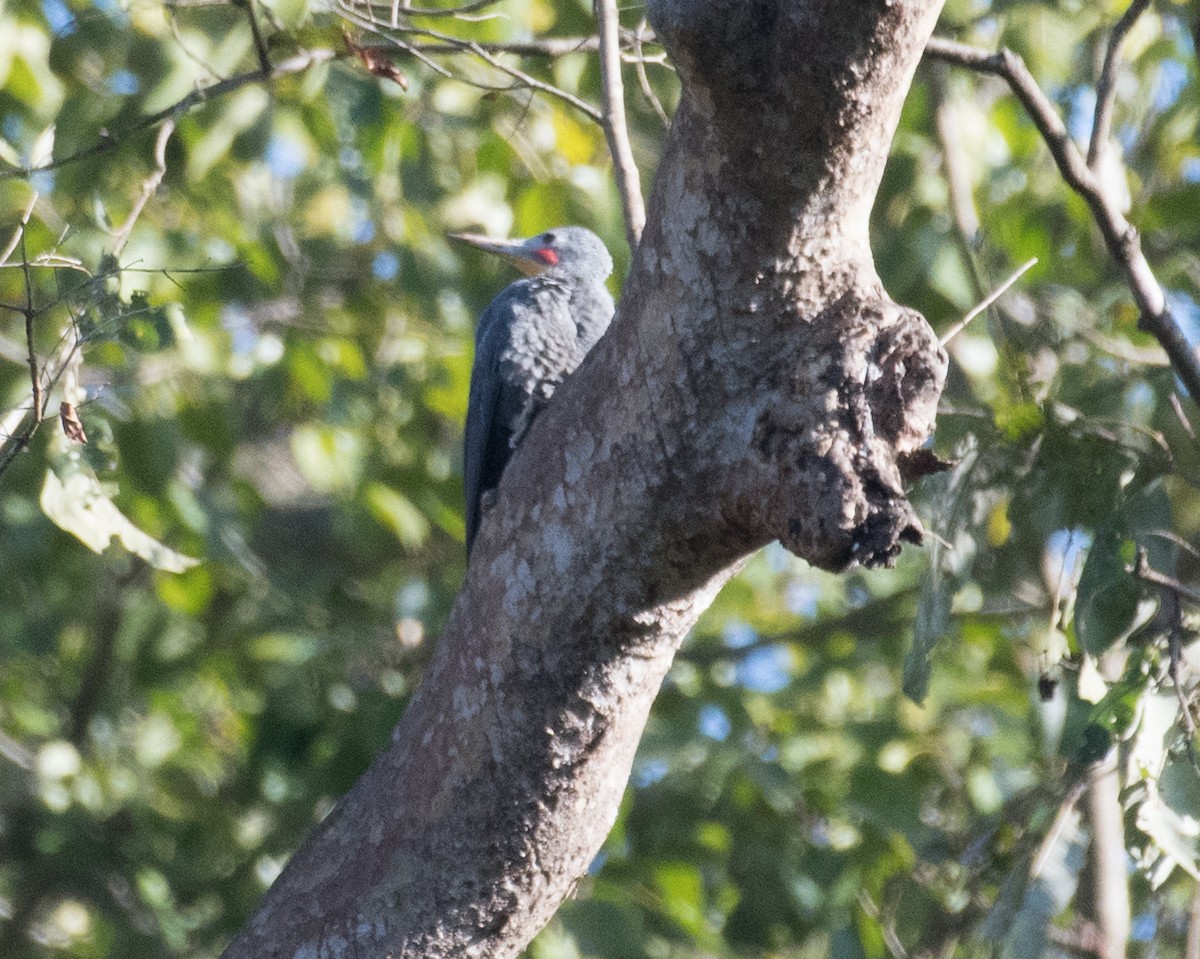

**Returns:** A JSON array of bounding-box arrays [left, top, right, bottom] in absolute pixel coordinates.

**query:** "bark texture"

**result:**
[[222, 2, 947, 957]]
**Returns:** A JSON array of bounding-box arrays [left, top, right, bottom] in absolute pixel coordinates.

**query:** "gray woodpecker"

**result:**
[[451, 227, 614, 555]]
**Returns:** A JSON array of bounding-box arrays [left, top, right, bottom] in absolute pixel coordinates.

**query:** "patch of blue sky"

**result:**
[[348, 198, 374, 244], [698, 704, 731, 742], [221, 305, 257, 355], [109, 70, 139, 96], [1045, 528, 1091, 587], [92, 0, 126, 18], [1182, 158, 1200, 183], [373, 251, 399, 282], [721, 620, 756, 649], [1167, 290, 1200, 348], [394, 578, 430, 618], [764, 540, 790, 571], [735, 644, 791, 694], [1153, 59, 1188, 112], [265, 133, 307, 180], [30, 170, 54, 195], [785, 579, 819, 618], [1066, 85, 1096, 146], [632, 757, 669, 788], [354, 219, 377, 244], [1130, 912, 1156, 942], [42, 0, 75, 35]]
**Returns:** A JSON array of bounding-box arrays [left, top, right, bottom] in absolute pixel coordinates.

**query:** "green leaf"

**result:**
[[1075, 525, 1140, 654], [40, 461, 199, 573]]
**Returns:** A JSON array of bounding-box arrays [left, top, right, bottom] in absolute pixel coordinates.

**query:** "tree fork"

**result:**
[[222, 2, 947, 957]]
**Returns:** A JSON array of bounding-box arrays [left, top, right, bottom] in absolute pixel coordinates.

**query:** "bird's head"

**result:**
[[449, 226, 613, 282]]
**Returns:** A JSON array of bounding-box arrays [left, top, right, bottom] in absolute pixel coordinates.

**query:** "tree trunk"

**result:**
[[222, 2, 948, 956]]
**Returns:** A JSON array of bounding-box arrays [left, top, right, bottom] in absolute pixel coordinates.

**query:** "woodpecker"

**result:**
[[451, 227, 614, 555]]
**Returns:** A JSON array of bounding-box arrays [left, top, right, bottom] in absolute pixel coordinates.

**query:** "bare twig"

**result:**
[[0, 729, 33, 770], [930, 70, 986, 303], [0, 49, 336, 181], [0, 193, 38, 266], [383, 0, 502, 22], [463, 39, 602, 123], [110, 118, 176, 258], [0, 329, 82, 480], [238, 0, 273, 75], [939, 257, 1037, 346], [1088, 0, 1152, 170], [632, 19, 669, 128], [594, 0, 645, 249], [925, 36, 1200, 405], [1129, 547, 1200, 766], [354, 32, 601, 56], [1130, 547, 1200, 606], [15, 208, 43, 427], [1030, 779, 1087, 880], [933, 76, 980, 247], [1173, 391, 1198, 441], [349, 9, 605, 120]]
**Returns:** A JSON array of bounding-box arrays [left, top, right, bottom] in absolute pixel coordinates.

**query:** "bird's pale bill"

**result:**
[[448, 232, 559, 277]]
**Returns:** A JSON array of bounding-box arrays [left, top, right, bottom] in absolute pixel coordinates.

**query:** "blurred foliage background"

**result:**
[[2, 0, 1200, 956]]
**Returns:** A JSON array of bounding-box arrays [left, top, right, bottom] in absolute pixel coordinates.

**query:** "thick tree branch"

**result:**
[[224, 3, 948, 958], [595, 0, 646, 249], [925, 36, 1200, 406]]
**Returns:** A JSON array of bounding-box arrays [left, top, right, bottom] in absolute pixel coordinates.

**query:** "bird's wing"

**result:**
[[464, 298, 511, 553], [499, 285, 582, 447], [464, 284, 581, 554]]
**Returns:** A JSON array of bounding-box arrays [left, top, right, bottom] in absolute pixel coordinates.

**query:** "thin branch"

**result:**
[[110, 117, 176, 258], [0, 328, 82, 480], [925, 36, 1200, 406], [1131, 546, 1200, 768], [239, 0, 273, 75], [1166, 583, 1198, 767], [632, 19, 670, 128], [0, 49, 336, 181], [0, 729, 34, 770], [1172, 391, 1198, 441], [385, 0, 503, 22], [463, 40, 602, 123], [340, 5, 605, 120], [0, 193, 38, 266], [1087, 751, 1130, 959], [939, 257, 1037, 346], [1030, 779, 1087, 880], [1130, 547, 1200, 606], [18, 214, 42, 428], [930, 69, 985, 303], [351, 31, 601, 56], [1088, 0, 1152, 170], [336, 8, 456, 77], [595, 0, 645, 249]]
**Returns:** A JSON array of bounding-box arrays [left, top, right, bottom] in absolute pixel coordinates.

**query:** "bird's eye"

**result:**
[[541, 232, 556, 245]]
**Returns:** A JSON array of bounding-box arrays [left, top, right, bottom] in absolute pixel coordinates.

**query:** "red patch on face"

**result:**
[[535, 247, 559, 266]]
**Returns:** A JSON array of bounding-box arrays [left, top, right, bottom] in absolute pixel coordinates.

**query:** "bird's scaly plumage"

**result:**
[[458, 227, 614, 555]]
